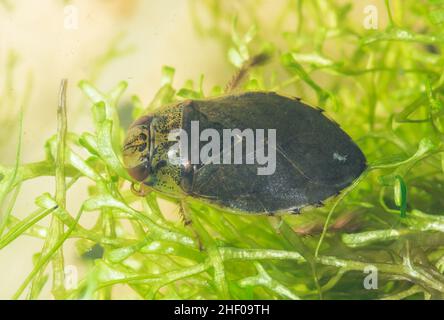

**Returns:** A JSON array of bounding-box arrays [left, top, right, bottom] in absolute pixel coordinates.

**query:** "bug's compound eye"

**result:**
[[122, 120, 151, 182]]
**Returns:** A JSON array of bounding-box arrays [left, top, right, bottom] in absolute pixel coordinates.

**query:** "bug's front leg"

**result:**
[[131, 182, 152, 197]]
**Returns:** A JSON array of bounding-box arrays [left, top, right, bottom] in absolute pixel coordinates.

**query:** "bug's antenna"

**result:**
[[225, 52, 271, 93]]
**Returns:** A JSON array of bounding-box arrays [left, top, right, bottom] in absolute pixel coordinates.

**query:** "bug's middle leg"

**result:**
[[178, 200, 204, 251]]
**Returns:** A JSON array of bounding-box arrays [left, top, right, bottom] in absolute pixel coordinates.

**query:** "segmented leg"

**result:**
[[179, 201, 204, 251], [225, 53, 270, 93]]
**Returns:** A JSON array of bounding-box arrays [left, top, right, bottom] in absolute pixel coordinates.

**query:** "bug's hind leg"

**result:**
[[225, 53, 271, 93], [179, 200, 204, 251]]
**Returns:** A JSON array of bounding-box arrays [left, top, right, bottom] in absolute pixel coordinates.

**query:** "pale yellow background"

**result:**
[[0, 0, 386, 299]]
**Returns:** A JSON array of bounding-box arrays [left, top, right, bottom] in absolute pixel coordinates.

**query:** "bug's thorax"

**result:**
[[150, 102, 184, 144], [122, 101, 185, 185], [141, 102, 188, 194]]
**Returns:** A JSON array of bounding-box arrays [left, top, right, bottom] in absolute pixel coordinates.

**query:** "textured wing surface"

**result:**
[[181, 92, 366, 213]]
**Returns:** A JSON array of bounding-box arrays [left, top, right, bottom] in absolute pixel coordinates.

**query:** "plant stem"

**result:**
[[29, 80, 68, 299]]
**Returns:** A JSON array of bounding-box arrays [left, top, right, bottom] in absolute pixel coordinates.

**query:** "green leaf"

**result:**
[[228, 48, 244, 68], [161, 66, 175, 86], [394, 175, 408, 218], [96, 119, 131, 180], [177, 88, 201, 99]]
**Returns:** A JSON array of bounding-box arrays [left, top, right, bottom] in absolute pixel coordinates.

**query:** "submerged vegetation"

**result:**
[[1, 0, 444, 299]]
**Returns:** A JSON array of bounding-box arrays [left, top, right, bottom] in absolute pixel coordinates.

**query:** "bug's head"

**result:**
[[122, 115, 155, 182]]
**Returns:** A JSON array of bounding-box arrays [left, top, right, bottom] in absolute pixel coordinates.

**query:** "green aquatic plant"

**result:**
[[0, 0, 13, 11], [0, 50, 33, 151], [1, 0, 444, 299]]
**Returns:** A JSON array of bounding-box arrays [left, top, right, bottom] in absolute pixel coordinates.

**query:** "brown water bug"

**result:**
[[123, 55, 367, 217]]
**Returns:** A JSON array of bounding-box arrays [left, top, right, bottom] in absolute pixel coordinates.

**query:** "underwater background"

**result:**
[[1, 0, 444, 299]]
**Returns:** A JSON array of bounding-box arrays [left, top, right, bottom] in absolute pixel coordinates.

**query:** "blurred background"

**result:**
[[1, 0, 406, 299]]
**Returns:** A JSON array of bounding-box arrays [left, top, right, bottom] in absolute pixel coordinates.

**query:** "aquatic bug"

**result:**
[[123, 57, 367, 215]]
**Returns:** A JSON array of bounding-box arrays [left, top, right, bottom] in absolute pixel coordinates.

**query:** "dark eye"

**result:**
[[155, 160, 167, 171], [138, 143, 147, 152], [122, 123, 151, 181]]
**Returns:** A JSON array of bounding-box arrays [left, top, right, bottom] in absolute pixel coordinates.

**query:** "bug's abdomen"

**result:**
[[180, 92, 366, 214]]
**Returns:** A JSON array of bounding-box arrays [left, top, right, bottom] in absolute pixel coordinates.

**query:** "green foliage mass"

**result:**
[[1, 0, 444, 299]]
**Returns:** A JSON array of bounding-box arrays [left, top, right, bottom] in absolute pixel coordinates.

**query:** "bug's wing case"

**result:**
[[181, 92, 366, 214]]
